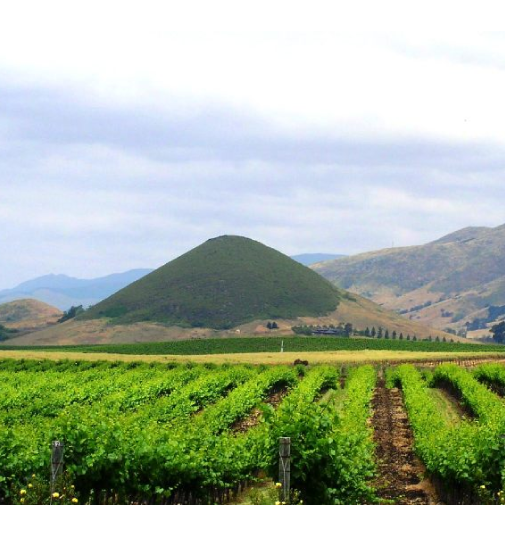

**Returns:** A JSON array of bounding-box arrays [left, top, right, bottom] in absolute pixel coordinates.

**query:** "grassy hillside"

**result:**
[[80, 236, 343, 329], [7, 236, 462, 346], [313, 224, 505, 336]]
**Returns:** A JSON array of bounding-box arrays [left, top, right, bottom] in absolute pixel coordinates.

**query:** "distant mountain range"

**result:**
[[291, 253, 346, 266], [312, 224, 505, 338], [0, 270, 153, 311]]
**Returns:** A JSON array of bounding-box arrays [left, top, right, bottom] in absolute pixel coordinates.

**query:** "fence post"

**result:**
[[278, 437, 291, 503], [50, 441, 64, 498]]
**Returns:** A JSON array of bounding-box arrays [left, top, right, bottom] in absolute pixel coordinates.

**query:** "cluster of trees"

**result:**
[[291, 323, 353, 337], [359, 326, 417, 341], [266, 321, 279, 330], [491, 322, 505, 344], [359, 327, 453, 343], [398, 301, 433, 315], [0, 324, 18, 342], [466, 306, 505, 332], [291, 323, 455, 343], [58, 305, 85, 324]]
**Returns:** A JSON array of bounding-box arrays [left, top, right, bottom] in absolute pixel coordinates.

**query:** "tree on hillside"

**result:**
[[399, 333, 404, 340], [392, 330, 397, 340], [344, 323, 353, 337], [413, 335, 417, 342], [0, 324, 18, 342], [384, 329, 390, 339], [371, 327, 376, 338], [377, 327, 383, 339], [58, 305, 85, 323], [491, 322, 505, 344], [364, 327, 370, 338]]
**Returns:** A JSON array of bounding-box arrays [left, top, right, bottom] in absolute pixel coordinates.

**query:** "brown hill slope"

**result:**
[[0, 299, 62, 332], [3, 293, 461, 346], [312, 224, 505, 337]]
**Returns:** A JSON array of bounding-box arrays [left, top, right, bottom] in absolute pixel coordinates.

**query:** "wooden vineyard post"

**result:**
[[50, 441, 64, 502], [278, 437, 291, 503]]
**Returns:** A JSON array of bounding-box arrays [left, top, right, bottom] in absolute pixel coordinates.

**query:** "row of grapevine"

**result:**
[[2, 335, 503, 355], [0, 360, 382, 504], [390, 364, 505, 500]]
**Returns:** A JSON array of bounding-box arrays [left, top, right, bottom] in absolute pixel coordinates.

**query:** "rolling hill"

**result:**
[[312, 224, 505, 338], [0, 299, 62, 334], [0, 269, 153, 311], [6, 236, 460, 346], [80, 235, 344, 329]]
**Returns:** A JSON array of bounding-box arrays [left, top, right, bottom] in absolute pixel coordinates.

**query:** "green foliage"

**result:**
[[291, 325, 313, 335], [58, 305, 85, 323], [12, 472, 80, 505], [0, 360, 381, 505], [3, 336, 503, 356], [0, 324, 17, 342], [491, 322, 505, 344], [473, 363, 505, 391], [391, 364, 505, 500], [79, 236, 342, 329], [263, 366, 377, 504]]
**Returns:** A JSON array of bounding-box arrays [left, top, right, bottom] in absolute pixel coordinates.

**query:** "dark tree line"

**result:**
[[58, 305, 85, 323], [492, 322, 505, 344]]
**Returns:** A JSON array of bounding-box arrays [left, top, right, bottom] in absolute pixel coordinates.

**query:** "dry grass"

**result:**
[[0, 349, 503, 365]]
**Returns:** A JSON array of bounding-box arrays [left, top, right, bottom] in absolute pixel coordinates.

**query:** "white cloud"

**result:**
[[1, 32, 505, 287]]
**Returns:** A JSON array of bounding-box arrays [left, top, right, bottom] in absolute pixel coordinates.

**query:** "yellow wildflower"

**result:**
[[480, 485, 486, 489], [52, 492, 60, 499], [72, 498, 78, 504], [20, 498, 25, 504], [275, 482, 282, 488], [275, 501, 281, 505], [20, 489, 26, 496], [28, 484, 33, 489]]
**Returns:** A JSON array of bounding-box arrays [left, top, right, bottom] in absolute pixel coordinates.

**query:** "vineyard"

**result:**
[[2, 358, 505, 505], [2, 336, 505, 356]]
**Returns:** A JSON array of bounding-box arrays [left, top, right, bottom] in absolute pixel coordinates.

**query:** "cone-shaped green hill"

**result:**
[[80, 236, 343, 329]]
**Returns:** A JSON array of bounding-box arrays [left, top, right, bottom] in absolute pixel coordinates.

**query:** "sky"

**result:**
[[1, 19, 505, 288]]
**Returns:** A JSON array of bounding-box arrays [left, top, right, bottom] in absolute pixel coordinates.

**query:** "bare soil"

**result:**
[[371, 379, 440, 505]]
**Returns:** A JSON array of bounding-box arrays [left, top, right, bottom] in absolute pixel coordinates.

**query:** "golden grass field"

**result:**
[[1, 349, 504, 365]]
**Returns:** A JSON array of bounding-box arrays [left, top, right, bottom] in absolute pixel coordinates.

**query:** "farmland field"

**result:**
[[2, 336, 504, 355], [2, 355, 505, 505]]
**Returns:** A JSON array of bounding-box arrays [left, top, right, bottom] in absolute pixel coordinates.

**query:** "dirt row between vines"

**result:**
[[371, 377, 440, 505]]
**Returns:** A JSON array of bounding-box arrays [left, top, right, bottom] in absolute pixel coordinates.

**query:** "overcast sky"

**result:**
[[1, 25, 505, 288]]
